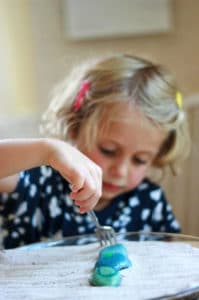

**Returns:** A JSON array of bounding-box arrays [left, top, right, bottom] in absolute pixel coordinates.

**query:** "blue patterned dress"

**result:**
[[0, 166, 180, 249]]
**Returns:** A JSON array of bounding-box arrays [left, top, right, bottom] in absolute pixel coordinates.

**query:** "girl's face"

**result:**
[[76, 104, 167, 210]]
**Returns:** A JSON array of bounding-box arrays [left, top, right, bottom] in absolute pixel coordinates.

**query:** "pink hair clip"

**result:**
[[73, 80, 91, 112]]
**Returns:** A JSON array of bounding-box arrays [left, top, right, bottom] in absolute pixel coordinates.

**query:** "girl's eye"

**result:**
[[99, 147, 117, 156], [133, 157, 148, 165]]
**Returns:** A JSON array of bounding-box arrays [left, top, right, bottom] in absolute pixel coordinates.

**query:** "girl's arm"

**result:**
[[0, 138, 102, 213], [0, 138, 54, 179]]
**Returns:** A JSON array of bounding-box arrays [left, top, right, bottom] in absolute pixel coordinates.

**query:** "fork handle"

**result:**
[[87, 210, 101, 228]]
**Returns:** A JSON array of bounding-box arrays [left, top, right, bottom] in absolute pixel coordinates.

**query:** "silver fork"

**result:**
[[87, 210, 117, 246]]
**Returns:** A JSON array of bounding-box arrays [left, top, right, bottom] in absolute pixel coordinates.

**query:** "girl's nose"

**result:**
[[109, 159, 129, 178]]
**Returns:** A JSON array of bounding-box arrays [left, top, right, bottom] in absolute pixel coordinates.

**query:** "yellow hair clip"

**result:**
[[176, 91, 183, 109]]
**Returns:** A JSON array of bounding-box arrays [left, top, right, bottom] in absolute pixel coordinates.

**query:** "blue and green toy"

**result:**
[[90, 243, 132, 287]]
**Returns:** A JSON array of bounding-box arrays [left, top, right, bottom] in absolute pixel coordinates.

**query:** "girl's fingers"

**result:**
[[68, 171, 85, 192], [69, 189, 100, 210], [74, 194, 99, 213], [69, 183, 80, 193], [70, 177, 102, 212], [89, 164, 102, 198], [70, 164, 102, 197], [70, 180, 95, 199], [70, 177, 101, 202]]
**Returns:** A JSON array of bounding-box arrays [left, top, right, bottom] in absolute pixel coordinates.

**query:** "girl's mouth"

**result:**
[[103, 181, 123, 193]]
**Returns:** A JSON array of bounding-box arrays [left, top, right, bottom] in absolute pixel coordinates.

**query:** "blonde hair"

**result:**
[[41, 54, 190, 174]]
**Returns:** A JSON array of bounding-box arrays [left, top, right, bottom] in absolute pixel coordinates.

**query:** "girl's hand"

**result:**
[[46, 139, 102, 213]]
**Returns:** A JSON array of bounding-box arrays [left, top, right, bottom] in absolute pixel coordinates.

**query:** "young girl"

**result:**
[[0, 55, 190, 249]]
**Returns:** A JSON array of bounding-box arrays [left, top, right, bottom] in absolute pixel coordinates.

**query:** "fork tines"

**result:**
[[87, 210, 117, 246], [95, 226, 117, 246]]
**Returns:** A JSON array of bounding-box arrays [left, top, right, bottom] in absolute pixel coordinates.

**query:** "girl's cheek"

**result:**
[[89, 154, 104, 167], [84, 149, 107, 169], [95, 159, 109, 176], [128, 169, 147, 189]]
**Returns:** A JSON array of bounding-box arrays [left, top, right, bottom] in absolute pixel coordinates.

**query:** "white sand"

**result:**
[[0, 241, 199, 300]]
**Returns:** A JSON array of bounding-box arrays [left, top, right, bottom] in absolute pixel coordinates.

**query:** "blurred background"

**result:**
[[0, 0, 198, 235]]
